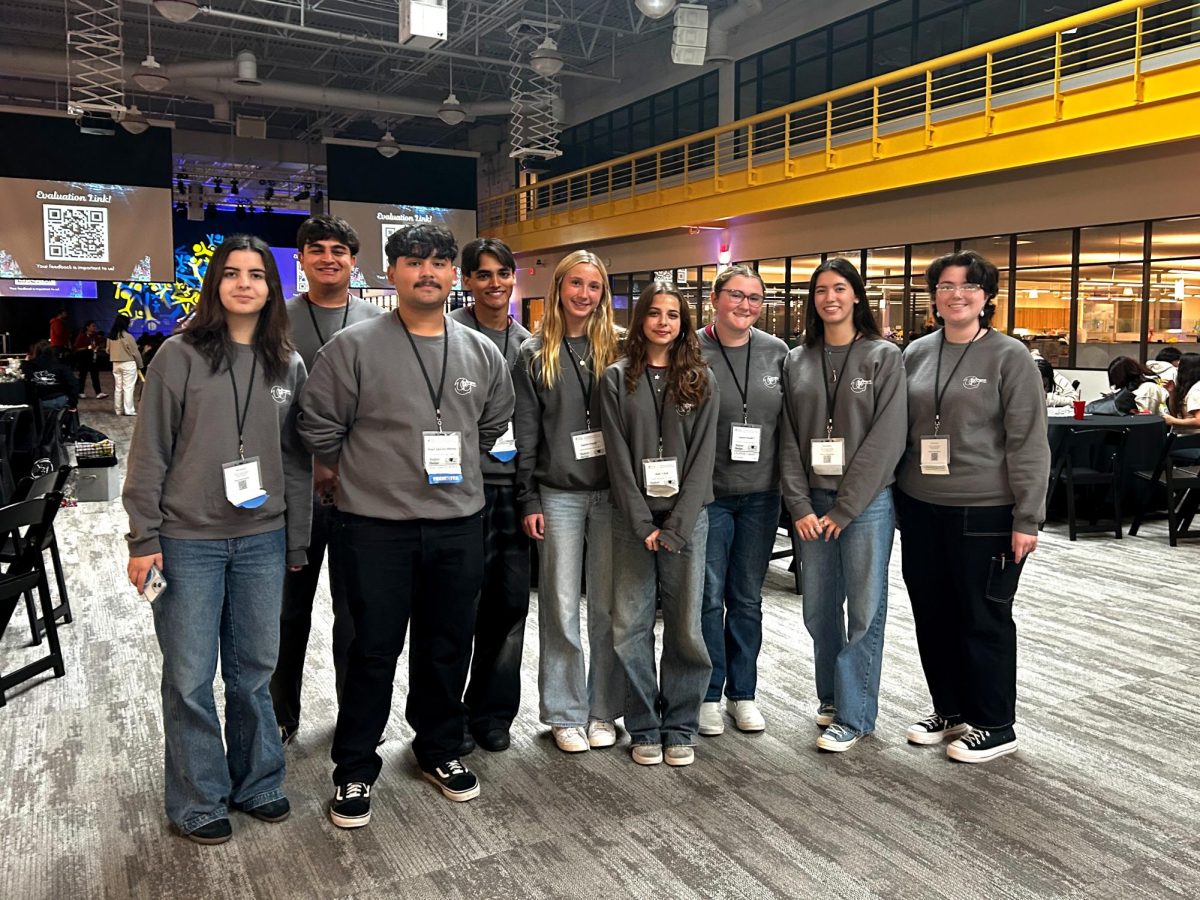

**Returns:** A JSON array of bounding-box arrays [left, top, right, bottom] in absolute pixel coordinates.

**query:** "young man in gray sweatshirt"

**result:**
[[298, 224, 515, 826], [270, 215, 383, 748], [447, 238, 532, 754]]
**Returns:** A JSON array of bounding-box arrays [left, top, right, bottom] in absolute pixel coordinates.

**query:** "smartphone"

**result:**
[[141, 565, 167, 604]]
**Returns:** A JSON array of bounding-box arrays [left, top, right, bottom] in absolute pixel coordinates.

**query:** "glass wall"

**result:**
[[606, 215, 1200, 368]]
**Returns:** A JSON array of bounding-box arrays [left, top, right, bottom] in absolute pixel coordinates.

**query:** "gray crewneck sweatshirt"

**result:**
[[298, 312, 515, 521], [286, 293, 383, 371], [601, 359, 718, 552], [123, 337, 313, 566], [698, 325, 788, 498], [780, 336, 907, 528], [448, 305, 531, 485], [896, 329, 1050, 534], [513, 334, 610, 516]]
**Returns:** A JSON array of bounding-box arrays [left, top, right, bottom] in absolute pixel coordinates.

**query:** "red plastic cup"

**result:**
[[1073, 399, 1086, 419]]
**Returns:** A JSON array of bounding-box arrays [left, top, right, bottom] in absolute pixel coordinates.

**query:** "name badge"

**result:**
[[489, 420, 517, 463], [810, 438, 845, 476], [222, 457, 269, 508], [729, 423, 762, 462], [572, 429, 606, 460], [642, 457, 679, 498], [423, 431, 464, 484], [920, 435, 950, 475]]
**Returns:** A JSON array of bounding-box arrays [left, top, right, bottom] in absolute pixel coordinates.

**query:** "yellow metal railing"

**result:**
[[480, 0, 1200, 234]]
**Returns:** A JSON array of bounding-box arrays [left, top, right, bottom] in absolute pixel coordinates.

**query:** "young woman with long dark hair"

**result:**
[[1164, 352, 1200, 430], [602, 282, 717, 767], [123, 234, 312, 844], [781, 258, 906, 752], [107, 313, 142, 415]]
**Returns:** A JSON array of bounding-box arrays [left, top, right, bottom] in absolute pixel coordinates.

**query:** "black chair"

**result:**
[[1129, 432, 1200, 547], [773, 508, 801, 595], [1, 465, 73, 644], [32, 407, 72, 473], [0, 407, 34, 493], [0, 494, 67, 707], [1045, 427, 1129, 541]]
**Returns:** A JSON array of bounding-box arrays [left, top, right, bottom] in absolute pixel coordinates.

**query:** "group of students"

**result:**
[[121, 216, 1051, 846], [27, 314, 143, 416]]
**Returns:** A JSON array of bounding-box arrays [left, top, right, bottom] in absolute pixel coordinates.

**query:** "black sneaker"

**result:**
[[279, 724, 298, 748], [476, 728, 511, 752], [906, 713, 970, 745], [458, 730, 477, 757], [422, 759, 480, 802], [183, 818, 232, 845], [329, 782, 372, 828], [947, 726, 1017, 763], [245, 797, 290, 823]]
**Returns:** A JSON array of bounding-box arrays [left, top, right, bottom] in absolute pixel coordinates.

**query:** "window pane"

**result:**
[[632, 99, 651, 122], [867, 246, 908, 340], [789, 255, 824, 343], [654, 91, 673, 118], [917, 8, 963, 61], [754, 259, 788, 340], [761, 44, 792, 72], [920, 0, 960, 16], [874, 0, 913, 34], [794, 32, 827, 60], [910, 241, 956, 333], [610, 107, 630, 129], [873, 26, 913, 75], [611, 274, 632, 328], [738, 79, 758, 118], [760, 68, 793, 111], [677, 100, 700, 136], [967, 0, 1012, 45], [1079, 222, 1144, 265], [677, 78, 700, 105], [796, 57, 827, 99], [1012, 268, 1071, 366], [1017, 230, 1073, 268], [832, 43, 868, 89], [1077, 263, 1145, 368], [1149, 258, 1200, 353], [833, 14, 868, 48], [1152, 215, 1200, 259]]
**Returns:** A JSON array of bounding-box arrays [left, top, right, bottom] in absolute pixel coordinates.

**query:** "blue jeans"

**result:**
[[799, 488, 893, 735], [701, 490, 780, 702], [154, 529, 287, 834], [612, 510, 712, 747], [537, 486, 624, 726]]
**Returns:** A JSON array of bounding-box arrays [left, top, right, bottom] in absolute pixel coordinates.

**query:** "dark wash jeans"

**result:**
[[331, 510, 483, 785], [895, 490, 1025, 731], [270, 495, 353, 731], [463, 482, 531, 736]]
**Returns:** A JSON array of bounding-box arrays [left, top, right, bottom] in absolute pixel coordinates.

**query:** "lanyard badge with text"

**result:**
[[642, 369, 679, 497], [401, 316, 465, 485], [471, 311, 519, 463], [565, 338, 606, 460], [714, 329, 761, 463], [922, 327, 982, 476], [223, 354, 269, 508], [811, 335, 857, 476]]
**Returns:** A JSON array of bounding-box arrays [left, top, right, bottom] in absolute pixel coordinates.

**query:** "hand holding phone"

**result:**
[[141, 565, 167, 604]]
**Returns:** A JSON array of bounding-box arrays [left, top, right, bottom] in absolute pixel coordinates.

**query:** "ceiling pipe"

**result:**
[[706, 0, 763, 64]]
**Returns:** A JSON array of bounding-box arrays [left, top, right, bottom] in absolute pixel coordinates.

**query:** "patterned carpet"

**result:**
[[2, 393, 1197, 899]]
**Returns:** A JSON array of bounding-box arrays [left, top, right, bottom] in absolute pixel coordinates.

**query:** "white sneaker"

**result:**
[[586, 720, 617, 748], [631, 744, 663, 766], [728, 699, 766, 733], [552, 725, 589, 753], [698, 701, 725, 736]]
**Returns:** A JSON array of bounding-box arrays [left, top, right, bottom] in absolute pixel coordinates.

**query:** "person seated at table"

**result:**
[[1030, 348, 1078, 402], [1154, 345, 1182, 367], [1163, 352, 1200, 432], [1035, 358, 1075, 408], [23, 340, 79, 415], [1107, 357, 1169, 415], [1146, 359, 1176, 394]]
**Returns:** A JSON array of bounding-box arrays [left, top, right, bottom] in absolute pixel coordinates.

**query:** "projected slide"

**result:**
[[0, 178, 174, 281], [0, 279, 98, 299], [329, 201, 476, 289]]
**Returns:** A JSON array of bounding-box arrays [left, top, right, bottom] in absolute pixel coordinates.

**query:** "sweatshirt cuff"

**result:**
[[128, 536, 162, 558], [786, 498, 815, 521], [656, 528, 687, 552], [316, 452, 340, 468], [1013, 515, 1039, 536], [826, 505, 855, 530], [287, 548, 308, 567], [519, 495, 542, 518]]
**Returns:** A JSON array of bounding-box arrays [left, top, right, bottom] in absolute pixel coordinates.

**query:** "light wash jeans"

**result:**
[[701, 490, 780, 702], [113, 359, 138, 415], [537, 486, 624, 727], [155, 529, 287, 834], [799, 488, 893, 735], [612, 509, 712, 747]]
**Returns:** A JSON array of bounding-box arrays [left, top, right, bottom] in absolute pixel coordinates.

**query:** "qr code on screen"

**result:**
[[43, 205, 110, 262], [381, 224, 400, 268]]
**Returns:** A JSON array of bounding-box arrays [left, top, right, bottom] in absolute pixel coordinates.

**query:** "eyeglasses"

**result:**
[[719, 288, 766, 308], [934, 283, 985, 296]]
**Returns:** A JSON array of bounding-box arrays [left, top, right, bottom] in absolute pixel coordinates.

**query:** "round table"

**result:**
[[1047, 413, 1167, 515]]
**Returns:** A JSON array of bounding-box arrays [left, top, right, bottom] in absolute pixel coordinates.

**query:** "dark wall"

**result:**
[[0, 112, 172, 188], [326, 144, 477, 209]]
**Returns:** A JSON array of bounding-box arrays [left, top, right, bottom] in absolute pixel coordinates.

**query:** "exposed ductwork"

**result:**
[[707, 0, 763, 64]]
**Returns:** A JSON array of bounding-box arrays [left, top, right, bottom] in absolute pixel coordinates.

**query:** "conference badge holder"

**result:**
[[643, 457, 679, 498], [810, 438, 845, 476], [223, 457, 269, 508], [489, 421, 518, 463], [920, 435, 950, 475], [424, 431, 464, 484], [729, 423, 762, 463], [572, 429, 606, 460]]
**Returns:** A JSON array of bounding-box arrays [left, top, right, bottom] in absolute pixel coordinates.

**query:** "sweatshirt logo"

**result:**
[[762, 374, 780, 389], [32, 371, 59, 386], [270, 386, 292, 404], [962, 375, 988, 390], [850, 377, 872, 394], [454, 377, 476, 395], [676, 402, 695, 416]]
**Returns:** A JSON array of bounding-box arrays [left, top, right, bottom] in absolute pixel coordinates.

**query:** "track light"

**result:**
[[230, 179, 240, 194], [635, 0, 676, 18], [213, 178, 223, 194], [153, 0, 200, 23], [438, 93, 466, 126], [264, 182, 275, 202], [120, 105, 150, 134], [529, 36, 564, 77], [376, 130, 401, 158]]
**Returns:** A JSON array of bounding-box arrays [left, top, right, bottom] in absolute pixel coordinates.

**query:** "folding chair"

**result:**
[[1129, 432, 1200, 547], [2, 465, 74, 643]]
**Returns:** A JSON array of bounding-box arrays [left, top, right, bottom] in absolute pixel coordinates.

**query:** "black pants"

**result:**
[[269, 496, 353, 731], [331, 511, 483, 784], [895, 491, 1024, 730], [463, 483, 531, 736], [75, 352, 102, 395]]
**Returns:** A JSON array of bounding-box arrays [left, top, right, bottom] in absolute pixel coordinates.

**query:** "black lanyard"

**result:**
[[563, 338, 595, 431], [229, 353, 257, 459], [644, 367, 669, 457], [933, 325, 984, 435], [470, 307, 512, 361], [713, 327, 752, 425], [819, 333, 857, 439], [398, 313, 450, 432], [305, 294, 350, 347]]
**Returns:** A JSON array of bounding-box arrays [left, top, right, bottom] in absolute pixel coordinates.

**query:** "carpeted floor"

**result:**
[[2, 393, 1198, 899]]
